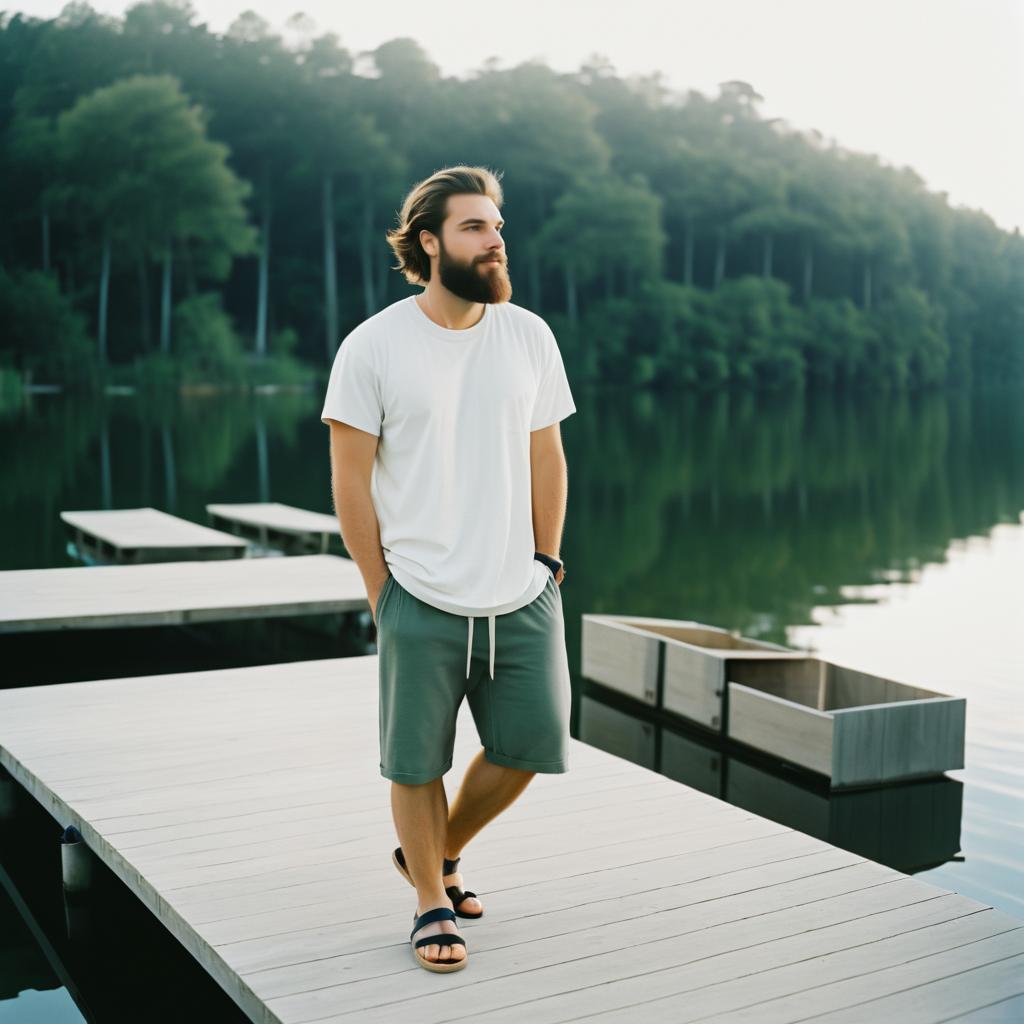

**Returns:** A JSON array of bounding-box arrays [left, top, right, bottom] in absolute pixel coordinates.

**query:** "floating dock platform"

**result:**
[[582, 615, 966, 789], [207, 503, 341, 555], [60, 507, 251, 564]]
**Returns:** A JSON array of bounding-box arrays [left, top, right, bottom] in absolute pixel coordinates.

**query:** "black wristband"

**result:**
[[534, 551, 563, 576]]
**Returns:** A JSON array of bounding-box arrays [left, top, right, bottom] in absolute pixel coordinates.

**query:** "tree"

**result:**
[[56, 73, 254, 361], [537, 174, 666, 326]]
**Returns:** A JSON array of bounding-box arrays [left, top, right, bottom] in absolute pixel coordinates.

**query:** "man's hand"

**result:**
[[369, 572, 391, 626]]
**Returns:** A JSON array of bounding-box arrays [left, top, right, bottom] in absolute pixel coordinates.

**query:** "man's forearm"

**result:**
[[531, 454, 568, 558], [332, 475, 390, 591]]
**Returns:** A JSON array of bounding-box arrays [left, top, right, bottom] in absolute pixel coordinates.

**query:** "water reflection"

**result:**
[[0, 869, 86, 1023], [579, 693, 964, 875], [564, 387, 1023, 646]]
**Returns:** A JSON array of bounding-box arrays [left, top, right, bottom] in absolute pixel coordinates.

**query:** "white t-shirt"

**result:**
[[321, 294, 576, 618]]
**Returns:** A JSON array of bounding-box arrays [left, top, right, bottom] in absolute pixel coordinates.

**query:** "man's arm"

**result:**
[[328, 420, 390, 612], [530, 422, 568, 583]]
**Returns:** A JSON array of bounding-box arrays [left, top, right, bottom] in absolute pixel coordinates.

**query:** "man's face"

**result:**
[[430, 194, 512, 304]]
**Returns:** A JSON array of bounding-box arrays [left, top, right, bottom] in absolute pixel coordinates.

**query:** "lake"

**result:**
[[0, 383, 1021, 1017]]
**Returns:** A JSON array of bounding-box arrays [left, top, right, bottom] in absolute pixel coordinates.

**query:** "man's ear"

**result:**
[[419, 228, 438, 259]]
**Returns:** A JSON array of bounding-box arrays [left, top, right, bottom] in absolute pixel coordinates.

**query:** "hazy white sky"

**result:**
[[17, 0, 1024, 232]]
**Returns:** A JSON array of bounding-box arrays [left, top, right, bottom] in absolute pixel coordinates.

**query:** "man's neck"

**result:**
[[416, 287, 485, 331]]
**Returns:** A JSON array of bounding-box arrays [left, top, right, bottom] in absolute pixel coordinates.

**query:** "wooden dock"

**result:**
[[0, 657, 1020, 1023], [207, 503, 341, 555], [60, 507, 251, 564], [0, 554, 366, 634]]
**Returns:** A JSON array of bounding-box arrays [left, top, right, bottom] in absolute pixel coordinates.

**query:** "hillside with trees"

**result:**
[[1, 1, 1021, 393]]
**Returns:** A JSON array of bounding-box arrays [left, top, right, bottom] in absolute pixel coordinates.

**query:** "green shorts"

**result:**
[[375, 570, 571, 784]]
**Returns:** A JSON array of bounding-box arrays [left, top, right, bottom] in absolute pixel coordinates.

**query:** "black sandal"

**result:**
[[392, 847, 484, 919], [410, 906, 468, 972]]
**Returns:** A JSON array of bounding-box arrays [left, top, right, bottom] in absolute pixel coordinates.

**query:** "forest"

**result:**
[[1, 0, 1022, 394]]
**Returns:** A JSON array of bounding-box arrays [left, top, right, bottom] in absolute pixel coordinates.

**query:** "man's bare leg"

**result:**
[[391, 777, 465, 964], [443, 748, 536, 913]]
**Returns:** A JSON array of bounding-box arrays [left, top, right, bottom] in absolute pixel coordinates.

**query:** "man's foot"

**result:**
[[412, 904, 466, 965], [444, 864, 483, 916]]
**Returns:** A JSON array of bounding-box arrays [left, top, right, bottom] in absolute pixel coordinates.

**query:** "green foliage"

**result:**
[[0, 365, 25, 415], [55, 72, 256, 270], [0, 3, 1021, 393], [172, 292, 246, 380], [871, 286, 949, 390], [0, 267, 95, 383], [133, 296, 313, 393]]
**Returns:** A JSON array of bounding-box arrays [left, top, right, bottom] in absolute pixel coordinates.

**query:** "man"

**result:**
[[321, 165, 575, 972]]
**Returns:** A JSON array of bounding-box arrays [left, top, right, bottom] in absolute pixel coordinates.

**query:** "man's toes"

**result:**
[[423, 943, 439, 961]]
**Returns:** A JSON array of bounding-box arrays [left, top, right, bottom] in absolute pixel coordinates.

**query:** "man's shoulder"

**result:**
[[339, 297, 411, 356], [353, 296, 411, 335], [497, 301, 555, 341]]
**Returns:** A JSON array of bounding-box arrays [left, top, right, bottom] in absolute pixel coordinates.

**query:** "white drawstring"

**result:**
[[465, 615, 497, 680], [488, 614, 495, 680]]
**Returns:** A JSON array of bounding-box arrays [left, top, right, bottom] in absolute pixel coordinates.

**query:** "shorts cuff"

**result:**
[[381, 760, 452, 785], [483, 749, 568, 773]]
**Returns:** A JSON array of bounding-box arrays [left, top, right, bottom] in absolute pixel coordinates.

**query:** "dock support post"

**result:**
[[61, 826, 94, 892], [0, 774, 16, 821]]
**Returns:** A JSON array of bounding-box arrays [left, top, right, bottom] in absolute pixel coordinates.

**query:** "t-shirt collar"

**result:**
[[408, 294, 491, 341]]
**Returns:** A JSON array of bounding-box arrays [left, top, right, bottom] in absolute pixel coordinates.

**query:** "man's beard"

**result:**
[[437, 240, 512, 304]]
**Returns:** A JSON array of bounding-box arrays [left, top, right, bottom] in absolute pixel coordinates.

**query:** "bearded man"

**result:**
[[321, 165, 575, 972]]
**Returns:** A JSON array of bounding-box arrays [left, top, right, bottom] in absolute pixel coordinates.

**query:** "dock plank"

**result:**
[[0, 554, 365, 633], [0, 656, 1016, 1024]]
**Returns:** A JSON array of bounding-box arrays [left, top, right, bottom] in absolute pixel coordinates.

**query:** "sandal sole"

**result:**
[[412, 947, 468, 972]]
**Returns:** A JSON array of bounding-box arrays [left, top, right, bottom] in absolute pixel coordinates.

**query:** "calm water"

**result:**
[[1, 384, 1021, 1013]]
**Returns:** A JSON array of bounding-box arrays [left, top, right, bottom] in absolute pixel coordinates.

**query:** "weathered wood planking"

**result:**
[[0, 554, 365, 633], [207, 503, 340, 554], [61, 507, 251, 563], [581, 614, 801, 726], [0, 657, 1017, 1024]]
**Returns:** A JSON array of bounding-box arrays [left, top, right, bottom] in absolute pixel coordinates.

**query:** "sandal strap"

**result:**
[[446, 885, 478, 907], [414, 934, 466, 950], [397, 847, 462, 877], [410, 906, 456, 938]]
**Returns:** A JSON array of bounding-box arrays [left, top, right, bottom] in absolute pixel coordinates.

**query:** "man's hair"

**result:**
[[386, 165, 504, 285]]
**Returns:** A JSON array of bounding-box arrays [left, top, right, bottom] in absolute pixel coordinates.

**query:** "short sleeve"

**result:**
[[320, 336, 382, 436], [530, 325, 576, 431]]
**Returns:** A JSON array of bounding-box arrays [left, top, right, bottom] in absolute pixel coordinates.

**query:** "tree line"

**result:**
[[1, 0, 1021, 391]]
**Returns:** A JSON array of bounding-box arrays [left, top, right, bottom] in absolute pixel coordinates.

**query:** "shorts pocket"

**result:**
[[374, 573, 396, 626]]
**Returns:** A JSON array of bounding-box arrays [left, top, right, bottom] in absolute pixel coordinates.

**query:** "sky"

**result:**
[[15, 0, 1024, 233]]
